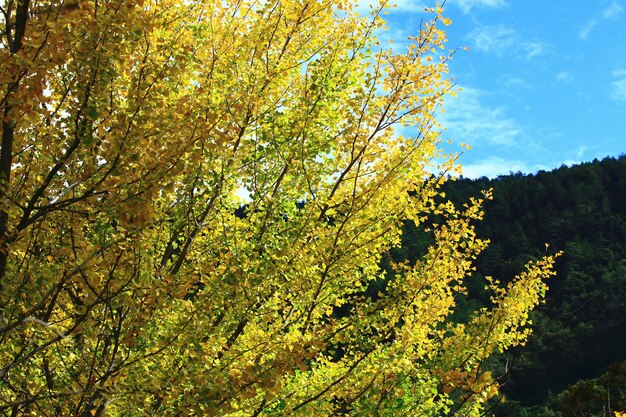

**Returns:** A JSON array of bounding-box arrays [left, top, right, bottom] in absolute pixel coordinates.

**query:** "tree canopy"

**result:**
[[0, 1, 557, 415]]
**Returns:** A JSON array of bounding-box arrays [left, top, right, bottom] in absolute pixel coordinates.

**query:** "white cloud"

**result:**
[[503, 77, 531, 89], [453, 0, 506, 13], [524, 42, 547, 59], [555, 71, 574, 83], [460, 156, 547, 179], [354, 0, 425, 14], [467, 25, 515, 55], [610, 69, 626, 103], [393, 0, 426, 11], [580, 3, 621, 40], [358, 0, 506, 15], [440, 86, 521, 147], [603, 1, 623, 19], [579, 19, 597, 40], [351, 1, 422, 53], [467, 25, 547, 59]]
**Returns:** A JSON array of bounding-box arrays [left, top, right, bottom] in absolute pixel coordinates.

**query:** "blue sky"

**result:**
[[357, 0, 626, 178]]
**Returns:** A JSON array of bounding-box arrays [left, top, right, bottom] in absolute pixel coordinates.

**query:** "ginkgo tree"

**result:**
[[0, 0, 558, 415]]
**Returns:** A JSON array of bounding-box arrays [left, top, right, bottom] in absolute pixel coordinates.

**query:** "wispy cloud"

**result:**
[[603, 1, 623, 19], [502, 77, 531, 89], [352, 1, 422, 52], [441, 86, 521, 147], [355, 0, 425, 14], [453, 0, 507, 14], [467, 25, 515, 55], [466, 25, 547, 59], [555, 71, 574, 83], [460, 156, 547, 179], [580, 2, 622, 40], [610, 69, 626, 103], [524, 42, 547, 59], [579, 20, 597, 40]]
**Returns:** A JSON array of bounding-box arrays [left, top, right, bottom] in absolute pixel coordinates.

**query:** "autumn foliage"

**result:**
[[0, 1, 558, 415]]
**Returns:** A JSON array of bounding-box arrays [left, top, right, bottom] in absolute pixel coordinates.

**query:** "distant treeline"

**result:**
[[389, 155, 626, 416]]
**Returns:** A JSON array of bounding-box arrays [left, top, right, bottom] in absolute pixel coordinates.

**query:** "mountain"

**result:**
[[394, 155, 626, 416]]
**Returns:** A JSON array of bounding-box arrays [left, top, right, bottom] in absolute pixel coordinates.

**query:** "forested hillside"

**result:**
[[395, 155, 626, 416]]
